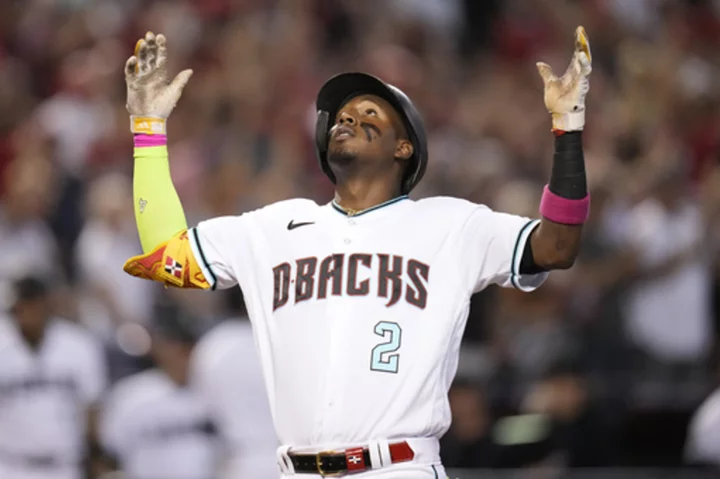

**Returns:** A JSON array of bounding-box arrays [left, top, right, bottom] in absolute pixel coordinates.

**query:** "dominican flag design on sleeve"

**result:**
[[164, 256, 183, 279]]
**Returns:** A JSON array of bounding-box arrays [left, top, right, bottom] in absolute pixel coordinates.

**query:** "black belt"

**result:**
[[289, 441, 415, 476]]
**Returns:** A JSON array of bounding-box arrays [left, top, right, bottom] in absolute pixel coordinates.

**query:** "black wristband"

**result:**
[[549, 131, 587, 200]]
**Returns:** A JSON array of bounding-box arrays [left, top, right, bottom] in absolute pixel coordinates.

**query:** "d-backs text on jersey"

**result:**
[[272, 253, 430, 310]]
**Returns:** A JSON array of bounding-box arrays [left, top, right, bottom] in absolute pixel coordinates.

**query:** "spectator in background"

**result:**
[[0, 276, 107, 479], [0, 152, 59, 290], [620, 160, 713, 374], [35, 48, 116, 179], [75, 172, 155, 344], [521, 360, 613, 468], [190, 300, 279, 479], [99, 302, 222, 479], [440, 381, 497, 469]]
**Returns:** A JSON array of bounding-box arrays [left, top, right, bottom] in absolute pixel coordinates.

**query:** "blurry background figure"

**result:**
[[440, 380, 497, 469], [686, 383, 720, 470], [99, 300, 222, 479], [190, 296, 279, 479], [620, 160, 713, 376], [75, 171, 156, 382], [76, 172, 153, 342], [0, 276, 107, 479], [0, 153, 60, 289], [520, 360, 613, 468]]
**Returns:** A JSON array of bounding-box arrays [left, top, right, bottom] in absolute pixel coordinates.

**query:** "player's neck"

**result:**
[[18, 326, 45, 351], [334, 180, 402, 214], [162, 362, 191, 387]]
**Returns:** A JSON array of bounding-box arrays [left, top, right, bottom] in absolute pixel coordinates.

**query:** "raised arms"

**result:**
[[122, 32, 209, 289], [124, 31, 193, 252], [527, 26, 592, 271]]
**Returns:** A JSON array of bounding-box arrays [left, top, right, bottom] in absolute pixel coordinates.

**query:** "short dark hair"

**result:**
[[10, 276, 49, 305], [150, 301, 207, 345]]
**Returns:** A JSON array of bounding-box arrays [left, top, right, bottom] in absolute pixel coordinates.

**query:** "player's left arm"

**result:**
[[524, 26, 592, 272]]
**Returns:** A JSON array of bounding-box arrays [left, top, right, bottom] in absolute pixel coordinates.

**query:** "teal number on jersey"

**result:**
[[370, 321, 402, 373]]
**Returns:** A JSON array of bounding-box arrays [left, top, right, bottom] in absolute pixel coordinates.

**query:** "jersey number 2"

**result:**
[[370, 321, 402, 373]]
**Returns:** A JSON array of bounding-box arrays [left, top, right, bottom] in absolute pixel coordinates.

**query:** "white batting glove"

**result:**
[[125, 31, 193, 135], [536, 26, 592, 132]]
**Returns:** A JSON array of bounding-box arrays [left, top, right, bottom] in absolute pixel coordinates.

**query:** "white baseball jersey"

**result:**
[[100, 369, 222, 479], [191, 319, 279, 479], [0, 316, 107, 479], [686, 387, 720, 466], [187, 196, 546, 451]]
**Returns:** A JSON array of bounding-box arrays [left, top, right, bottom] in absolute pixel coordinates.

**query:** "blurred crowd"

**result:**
[[2, 0, 720, 476]]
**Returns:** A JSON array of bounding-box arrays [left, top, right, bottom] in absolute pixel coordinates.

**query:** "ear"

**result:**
[[394, 139, 414, 161]]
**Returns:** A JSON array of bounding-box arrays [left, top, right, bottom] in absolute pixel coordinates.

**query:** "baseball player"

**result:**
[[190, 316, 279, 479], [99, 304, 222, 479], [0, 277, 107, 479], [122, 26, 592, 478]]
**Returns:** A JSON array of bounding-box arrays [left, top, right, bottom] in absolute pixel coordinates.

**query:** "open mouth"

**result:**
[[333, 125, 355, 140]]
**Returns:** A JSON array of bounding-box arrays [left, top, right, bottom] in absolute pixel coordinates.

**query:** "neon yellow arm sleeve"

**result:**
[[133, 145, 188, 253]]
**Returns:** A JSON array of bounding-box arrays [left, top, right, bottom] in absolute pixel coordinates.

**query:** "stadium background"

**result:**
[[2, 0, 720, 477]]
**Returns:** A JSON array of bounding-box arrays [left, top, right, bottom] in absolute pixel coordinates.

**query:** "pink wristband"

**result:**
[[539, 185, 590, 224], [134, 134, 167, 148]]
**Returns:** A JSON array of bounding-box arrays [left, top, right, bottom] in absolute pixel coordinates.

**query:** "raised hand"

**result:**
[[125, 32, 193, 134], [536, 26, 592, 132]]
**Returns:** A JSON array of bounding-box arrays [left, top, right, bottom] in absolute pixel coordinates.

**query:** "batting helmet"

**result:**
[[314, 72, 428, 195]]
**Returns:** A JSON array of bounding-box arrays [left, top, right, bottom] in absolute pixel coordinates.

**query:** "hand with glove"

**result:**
[[125, 31, 193, 135], [124, 32, 191, 254], [523, 27, 592, 274], [536, 26, 592, 133]]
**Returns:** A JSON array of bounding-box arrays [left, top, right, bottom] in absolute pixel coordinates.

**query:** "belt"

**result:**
[[289, 441, 414, 476]]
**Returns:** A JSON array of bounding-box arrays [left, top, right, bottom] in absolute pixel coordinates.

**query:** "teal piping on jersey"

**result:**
[[188, 227, 217, 290], [510, 219, 541, 292], [331, 195, 409, 217], [432, 465, 439, 478]]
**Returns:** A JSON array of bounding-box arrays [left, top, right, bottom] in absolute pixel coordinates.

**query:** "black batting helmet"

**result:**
[[314, 72, 428, 195]]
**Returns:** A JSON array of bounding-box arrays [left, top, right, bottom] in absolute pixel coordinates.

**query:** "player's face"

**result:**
[[14, 297, 51, 336], [327, 94, 413, 174]]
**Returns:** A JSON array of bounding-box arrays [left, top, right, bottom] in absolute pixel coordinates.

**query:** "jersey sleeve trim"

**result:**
[[188, 227, 217, 291], [510, 219, 545, 292]]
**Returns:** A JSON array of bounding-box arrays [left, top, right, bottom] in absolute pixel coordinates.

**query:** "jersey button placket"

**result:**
[[341, 214, 356, 247], [318, 296, 345, 438], [320, 214, 357, 437], [347, 214, 359, 242]]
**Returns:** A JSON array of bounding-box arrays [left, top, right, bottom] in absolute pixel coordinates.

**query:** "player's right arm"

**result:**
[[120, 32, 212, 289]]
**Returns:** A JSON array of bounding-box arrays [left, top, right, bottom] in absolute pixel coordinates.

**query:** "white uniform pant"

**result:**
[[277, 438, 445, 479]]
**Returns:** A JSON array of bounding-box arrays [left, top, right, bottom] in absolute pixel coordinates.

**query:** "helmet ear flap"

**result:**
[[315, 110, 336, 183], [315, 110, 329, 155]]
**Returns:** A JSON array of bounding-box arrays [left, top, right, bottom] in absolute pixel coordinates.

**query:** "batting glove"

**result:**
[[536, 26, 592, 132], [125, 31, 193, 135]]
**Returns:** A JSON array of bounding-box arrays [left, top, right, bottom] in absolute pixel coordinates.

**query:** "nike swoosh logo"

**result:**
[[287, 220, 315, 230]]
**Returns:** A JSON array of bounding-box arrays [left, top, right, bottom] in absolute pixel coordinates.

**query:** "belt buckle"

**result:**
[[316, 450, 342, 477]]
